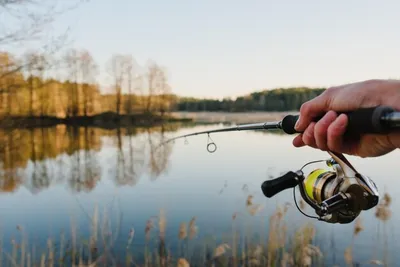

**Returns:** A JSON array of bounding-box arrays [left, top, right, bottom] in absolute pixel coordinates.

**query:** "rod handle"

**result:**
[[261, 171, 301, 198], [281, 106, 395, 135]]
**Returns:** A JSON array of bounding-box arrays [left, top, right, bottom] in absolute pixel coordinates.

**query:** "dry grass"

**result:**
[[0, 191, 393, 267]]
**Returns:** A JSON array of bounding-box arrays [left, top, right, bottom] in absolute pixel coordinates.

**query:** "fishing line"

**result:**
[[293, 187, 319, 220]]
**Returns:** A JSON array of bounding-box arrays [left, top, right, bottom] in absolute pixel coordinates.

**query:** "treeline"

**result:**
[[0, 50, 177, 119], [0, 48, 327, 121], [176, 87, 326, 112]]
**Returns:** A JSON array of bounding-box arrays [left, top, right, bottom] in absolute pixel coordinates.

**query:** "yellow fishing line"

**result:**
[[304, 169, 327, 201]]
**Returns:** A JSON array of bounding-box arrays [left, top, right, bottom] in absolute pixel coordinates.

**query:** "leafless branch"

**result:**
[[0, 0, 83, 46]]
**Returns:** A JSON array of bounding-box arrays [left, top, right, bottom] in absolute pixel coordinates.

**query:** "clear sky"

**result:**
[[16, 0, 400, 99]]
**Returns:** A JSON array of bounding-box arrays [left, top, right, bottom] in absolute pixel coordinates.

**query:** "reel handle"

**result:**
[[261, 171, 302, 198], [281, 105, 395, 135]]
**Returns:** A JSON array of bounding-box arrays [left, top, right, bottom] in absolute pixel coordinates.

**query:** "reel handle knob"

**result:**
[[261, 171, 302, 198], [281, 105, 395, 135]]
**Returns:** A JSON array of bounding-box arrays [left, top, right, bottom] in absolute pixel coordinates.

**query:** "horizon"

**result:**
[[4, 0, 400, 99]]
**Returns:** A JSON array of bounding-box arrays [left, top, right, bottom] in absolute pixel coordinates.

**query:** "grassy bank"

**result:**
[[0, 112, 193, 129]]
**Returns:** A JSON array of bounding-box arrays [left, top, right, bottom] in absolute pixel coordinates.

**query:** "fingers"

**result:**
[[292, 134, 305, 147], [295, 90, 333, 132], [327, 114, 348, 152], [314, 111, 337, 151], [302, 122, 317, 148], [292, 112, 348, 152]]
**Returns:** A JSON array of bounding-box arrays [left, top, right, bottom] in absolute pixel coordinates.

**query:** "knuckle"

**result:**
[[302, 133, 312, 145], [303, 138, 313, 146], [314, 122, 325, 135], [302, 125, 315, 145], [315, 130, 328, 151], [299, 101, 310, 114], [321, 89, 334, 106], [363, 79, 380, 86]]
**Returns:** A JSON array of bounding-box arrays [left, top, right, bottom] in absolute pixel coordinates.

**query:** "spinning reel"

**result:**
[[261, 151, 379, 224]]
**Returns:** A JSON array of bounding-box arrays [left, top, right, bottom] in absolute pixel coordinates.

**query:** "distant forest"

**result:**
[[176, 87, 326, 112]]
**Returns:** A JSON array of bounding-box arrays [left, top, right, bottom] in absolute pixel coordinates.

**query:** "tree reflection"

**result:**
[[0, 129, 25, 192], [30, 128, 50, 193], [113, 127, 145, 186], [67, 126, 101, 193], [0, 163, 22, 193], [147, 125, 172, 181], [0, 124, 178, 194]]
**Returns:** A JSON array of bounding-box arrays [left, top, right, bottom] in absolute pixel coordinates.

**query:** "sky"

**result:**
[[7, 0, 400, 99]]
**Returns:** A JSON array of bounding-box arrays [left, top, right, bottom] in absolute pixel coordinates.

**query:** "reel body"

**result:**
[[261, 151, 379, 224]]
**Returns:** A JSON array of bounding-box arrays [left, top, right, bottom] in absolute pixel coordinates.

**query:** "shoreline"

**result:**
[[0, 112, 194, 129], [0, 111, 300, 130]]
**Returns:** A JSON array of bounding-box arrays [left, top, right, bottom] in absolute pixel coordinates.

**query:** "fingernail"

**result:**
[[294, 115, 301, 130]]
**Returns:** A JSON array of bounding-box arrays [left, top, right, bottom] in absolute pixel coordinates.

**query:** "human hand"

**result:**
[[293, 79, 400, 157]]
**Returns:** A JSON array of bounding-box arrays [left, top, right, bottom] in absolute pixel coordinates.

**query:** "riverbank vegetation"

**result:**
[[1, 190, 392, 266]]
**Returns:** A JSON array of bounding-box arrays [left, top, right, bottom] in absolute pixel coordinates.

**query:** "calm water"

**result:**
[[0, 123, 398, 266]]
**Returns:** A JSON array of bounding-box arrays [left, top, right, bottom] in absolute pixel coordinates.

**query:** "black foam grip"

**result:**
[[281, 106, 395, 135], [261, 171, 300, 198], [281, 115, 300, 134]]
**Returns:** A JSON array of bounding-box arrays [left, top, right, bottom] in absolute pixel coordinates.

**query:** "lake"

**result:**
[[0, 122, 398, 266]]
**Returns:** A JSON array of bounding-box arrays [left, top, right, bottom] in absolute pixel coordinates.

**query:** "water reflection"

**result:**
[[0, 124, 182, 194]]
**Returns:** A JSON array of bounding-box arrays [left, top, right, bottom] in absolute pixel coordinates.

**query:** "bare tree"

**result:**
[[23, 52, 50, 116], [121, 55, 141, 115], [24, 52, 38, 116], [144, 62, 173, 116], [124, 56, 133, 115], [79, 50, 98, 116], [0, 52, 24, 116], [64, 49, 98, 117], [156, 67, 172, 117], [145, 62, 160, 113], [107, 55, 131, 115], [64, 49, 80, 117]]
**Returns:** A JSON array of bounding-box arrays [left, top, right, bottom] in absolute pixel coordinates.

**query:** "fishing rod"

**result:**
[[161, 106, 400, 153], [160, 105, 400, 224]]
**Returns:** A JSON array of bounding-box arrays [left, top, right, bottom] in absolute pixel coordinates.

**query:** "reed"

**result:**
[[0, 192, 393, 267]]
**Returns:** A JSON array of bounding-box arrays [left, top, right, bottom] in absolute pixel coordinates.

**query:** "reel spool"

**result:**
[[261, 151, 379, 224]]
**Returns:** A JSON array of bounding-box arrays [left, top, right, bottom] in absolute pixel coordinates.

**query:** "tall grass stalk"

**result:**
[[0, 192, 394, 266]]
